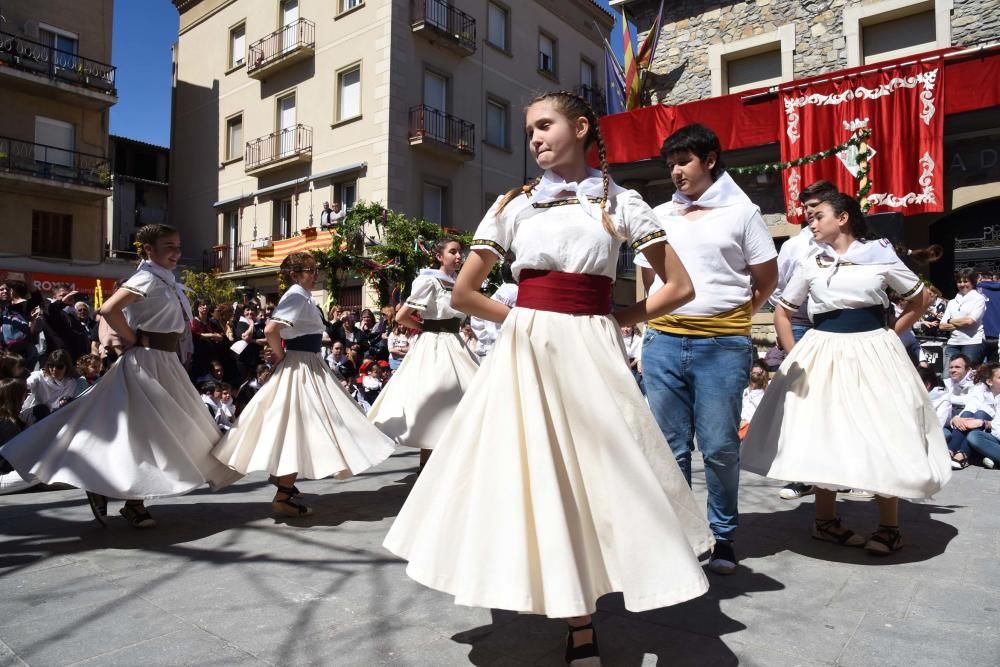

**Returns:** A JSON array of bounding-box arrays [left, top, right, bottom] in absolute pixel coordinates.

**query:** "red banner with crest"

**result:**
[[779, 59, 945, 222]]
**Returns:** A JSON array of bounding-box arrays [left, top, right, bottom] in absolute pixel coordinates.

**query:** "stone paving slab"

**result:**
[[0, 448, 998, 666]]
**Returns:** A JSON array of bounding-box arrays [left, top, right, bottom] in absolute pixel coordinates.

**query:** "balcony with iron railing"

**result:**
[[410, 0, 476, 56], [0, 136, 111, 198], [247, 18, 315, 80], [409, 105, 474, 161], [0, 30, 116, 107], [245, 124, 313, 175], [205, 228, 339, 274]]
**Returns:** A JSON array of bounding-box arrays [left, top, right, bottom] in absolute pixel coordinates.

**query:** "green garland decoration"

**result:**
[[729, 129, 872, 176]]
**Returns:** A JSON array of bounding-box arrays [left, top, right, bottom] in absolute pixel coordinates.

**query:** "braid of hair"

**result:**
[[495, 175, 541, 218], [591, 119, 623, 240]]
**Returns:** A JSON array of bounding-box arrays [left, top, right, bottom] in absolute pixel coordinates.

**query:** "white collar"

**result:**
[[419, 268, 457, 283], [286, 284, 314, 302], [815, 238, 899, 285], [671, 172, 751, 210], [528, 168, 625, 221], [138, 260, 176, 285]]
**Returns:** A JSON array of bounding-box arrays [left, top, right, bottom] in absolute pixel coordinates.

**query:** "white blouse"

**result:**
[[269, 284, 325, 339], [405, 271, 465, 321], [121, 266, 191, 334], [777, 254, 924, 320], [741, 387, 765, 423], [941, 291, 986, 345], [471, 188, 666, 282]]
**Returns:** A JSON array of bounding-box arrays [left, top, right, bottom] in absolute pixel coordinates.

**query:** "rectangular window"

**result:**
[[580, 59, 594, 88], [337, 64, 361, 121], [32, 210, 73, 259], [340, 0, 363, 13], [34, 116, 75, 168], [40, 25, 78, 72], [337, 181, 357, 210], [485, 98, 508, 148], [538, 32, 556, 75], [862, 10, 936, 63], [726, 48, 782, 93], [225, 114, 243, 161], [273, 198, 293, 238], [277, 93, 296, 156], [224, 210, 239, 271], [487, 2, 508, 51], [422, 183, 444, 226], [229, 23, 246, 68]]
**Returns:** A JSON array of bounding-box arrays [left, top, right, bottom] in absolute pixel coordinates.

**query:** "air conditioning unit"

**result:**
[[23, 21, 39, 39], [250, 237, 273, 249]]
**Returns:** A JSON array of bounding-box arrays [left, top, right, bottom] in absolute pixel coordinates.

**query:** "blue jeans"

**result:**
[[642, 329, 752, 542], [966, 429, 1000, 461], [945, 343, 985, 367], [945, 410, 992, 455], [791, 323, 811, 343]]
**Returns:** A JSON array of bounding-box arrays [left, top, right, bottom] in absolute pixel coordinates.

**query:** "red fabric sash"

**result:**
[[517, 270, 612, 316]]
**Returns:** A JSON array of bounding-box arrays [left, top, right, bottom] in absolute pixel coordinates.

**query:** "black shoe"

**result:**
[[85, 491, 108, 527], [564, 622, 600, 666], [120, 501, 156, 529], [0, 455, 13, 475], [708, 540, 737, 575]]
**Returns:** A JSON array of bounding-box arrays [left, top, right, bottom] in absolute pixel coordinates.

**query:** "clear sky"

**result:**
[[108, 0, 626, 148]]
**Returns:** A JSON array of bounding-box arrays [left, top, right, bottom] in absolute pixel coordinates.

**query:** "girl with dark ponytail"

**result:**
[[383, 91, 712, 664], [212, 251, 394, 518]]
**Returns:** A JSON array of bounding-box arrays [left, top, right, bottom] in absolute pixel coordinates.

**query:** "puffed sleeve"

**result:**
[[776, 260, 811, 311], [269, 292, 306, 326], [884, 260, 925, 301], [121, 271, 156, 299], [470, 195, 514, 259], [405, 276, 435, 311], [618, 191, 667, 253]]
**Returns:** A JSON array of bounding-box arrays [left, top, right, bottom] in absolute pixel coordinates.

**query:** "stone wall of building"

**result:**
[[628, 0, 998, 106]]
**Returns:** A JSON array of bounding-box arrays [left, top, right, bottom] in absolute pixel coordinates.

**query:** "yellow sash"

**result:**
[[649, 301, 753, 337]]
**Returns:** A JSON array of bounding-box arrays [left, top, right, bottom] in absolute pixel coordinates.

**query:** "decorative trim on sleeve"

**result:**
[[122, 285, 147, 297], [631, 229, 667, 251], [270, 316, 294, 326], [471, 238, 506, 258], [777, 296, 801, 311], [900, 281, 924, 300]]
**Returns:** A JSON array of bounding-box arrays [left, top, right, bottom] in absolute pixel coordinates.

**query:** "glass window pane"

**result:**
[[488, 3, 507, 49], [422, 184, 443, 226], [231, 25, 245, 67], [340, 67, 361, 119], [486, 101, 506, 146]]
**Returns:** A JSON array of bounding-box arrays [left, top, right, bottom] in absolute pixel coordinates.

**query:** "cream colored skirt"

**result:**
[[368, 329, 479, 449], [741, 328, 952, 499], [383, 307, 713, 618], [1, 347, 242, 499], [212, 350, 395, 479]]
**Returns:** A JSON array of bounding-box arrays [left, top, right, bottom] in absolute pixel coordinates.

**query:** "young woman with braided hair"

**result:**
[[211, 251, 395, 517], [383, 91, 713, 665], [0, 224, 242, 529]]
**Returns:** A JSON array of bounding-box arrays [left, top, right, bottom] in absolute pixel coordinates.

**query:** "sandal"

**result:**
[[865, 525, 903, 555], [85, 491, 108, 527], [951, 453, 970, 470], [812, 517, 866, 547], [564, 621, 600, 666], [120, 501, 156, 529], [272, 485, 312, 517], [268, 475, 301, 496]]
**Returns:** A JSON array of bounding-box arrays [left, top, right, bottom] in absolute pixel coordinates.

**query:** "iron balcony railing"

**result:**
[[0, 30, 116, 95], [247, 18, 315, 75], [409, 105, 475, 155], [204, 242, 257, 273], [0, 136, 110, 189], [411, 0, 476, 53], [578, 84, 607, 116], [245, 124, 312, 171]]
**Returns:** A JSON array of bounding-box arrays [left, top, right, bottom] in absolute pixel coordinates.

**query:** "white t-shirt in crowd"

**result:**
[[741, 387, 765, 423], [635, 176, 776, 314], [944, 374, 974, 416], [928, 387, 952, 428], [622, 330, 643, 362], [965, 388, 1000, 420], [941, 291, 986, 345]]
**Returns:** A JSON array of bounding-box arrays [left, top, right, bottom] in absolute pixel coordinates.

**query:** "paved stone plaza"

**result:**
[[0, 450, 998, 666]]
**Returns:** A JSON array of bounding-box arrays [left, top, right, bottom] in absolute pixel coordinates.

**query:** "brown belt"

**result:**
[[136, 329, 181, 353]]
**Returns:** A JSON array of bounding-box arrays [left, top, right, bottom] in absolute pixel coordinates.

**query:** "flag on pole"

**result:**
[[604, 40, 626, 115], [636, 0, 664, 70], [621, 9, 641, 110]]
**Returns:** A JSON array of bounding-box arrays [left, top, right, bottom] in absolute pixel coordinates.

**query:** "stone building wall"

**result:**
[[625, 0, 999, 106]]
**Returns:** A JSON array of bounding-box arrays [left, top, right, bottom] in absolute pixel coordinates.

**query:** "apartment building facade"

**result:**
[[0, 0, 130, 293], [171, 0, 614, 302], [610, 0, 1000, 311]]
